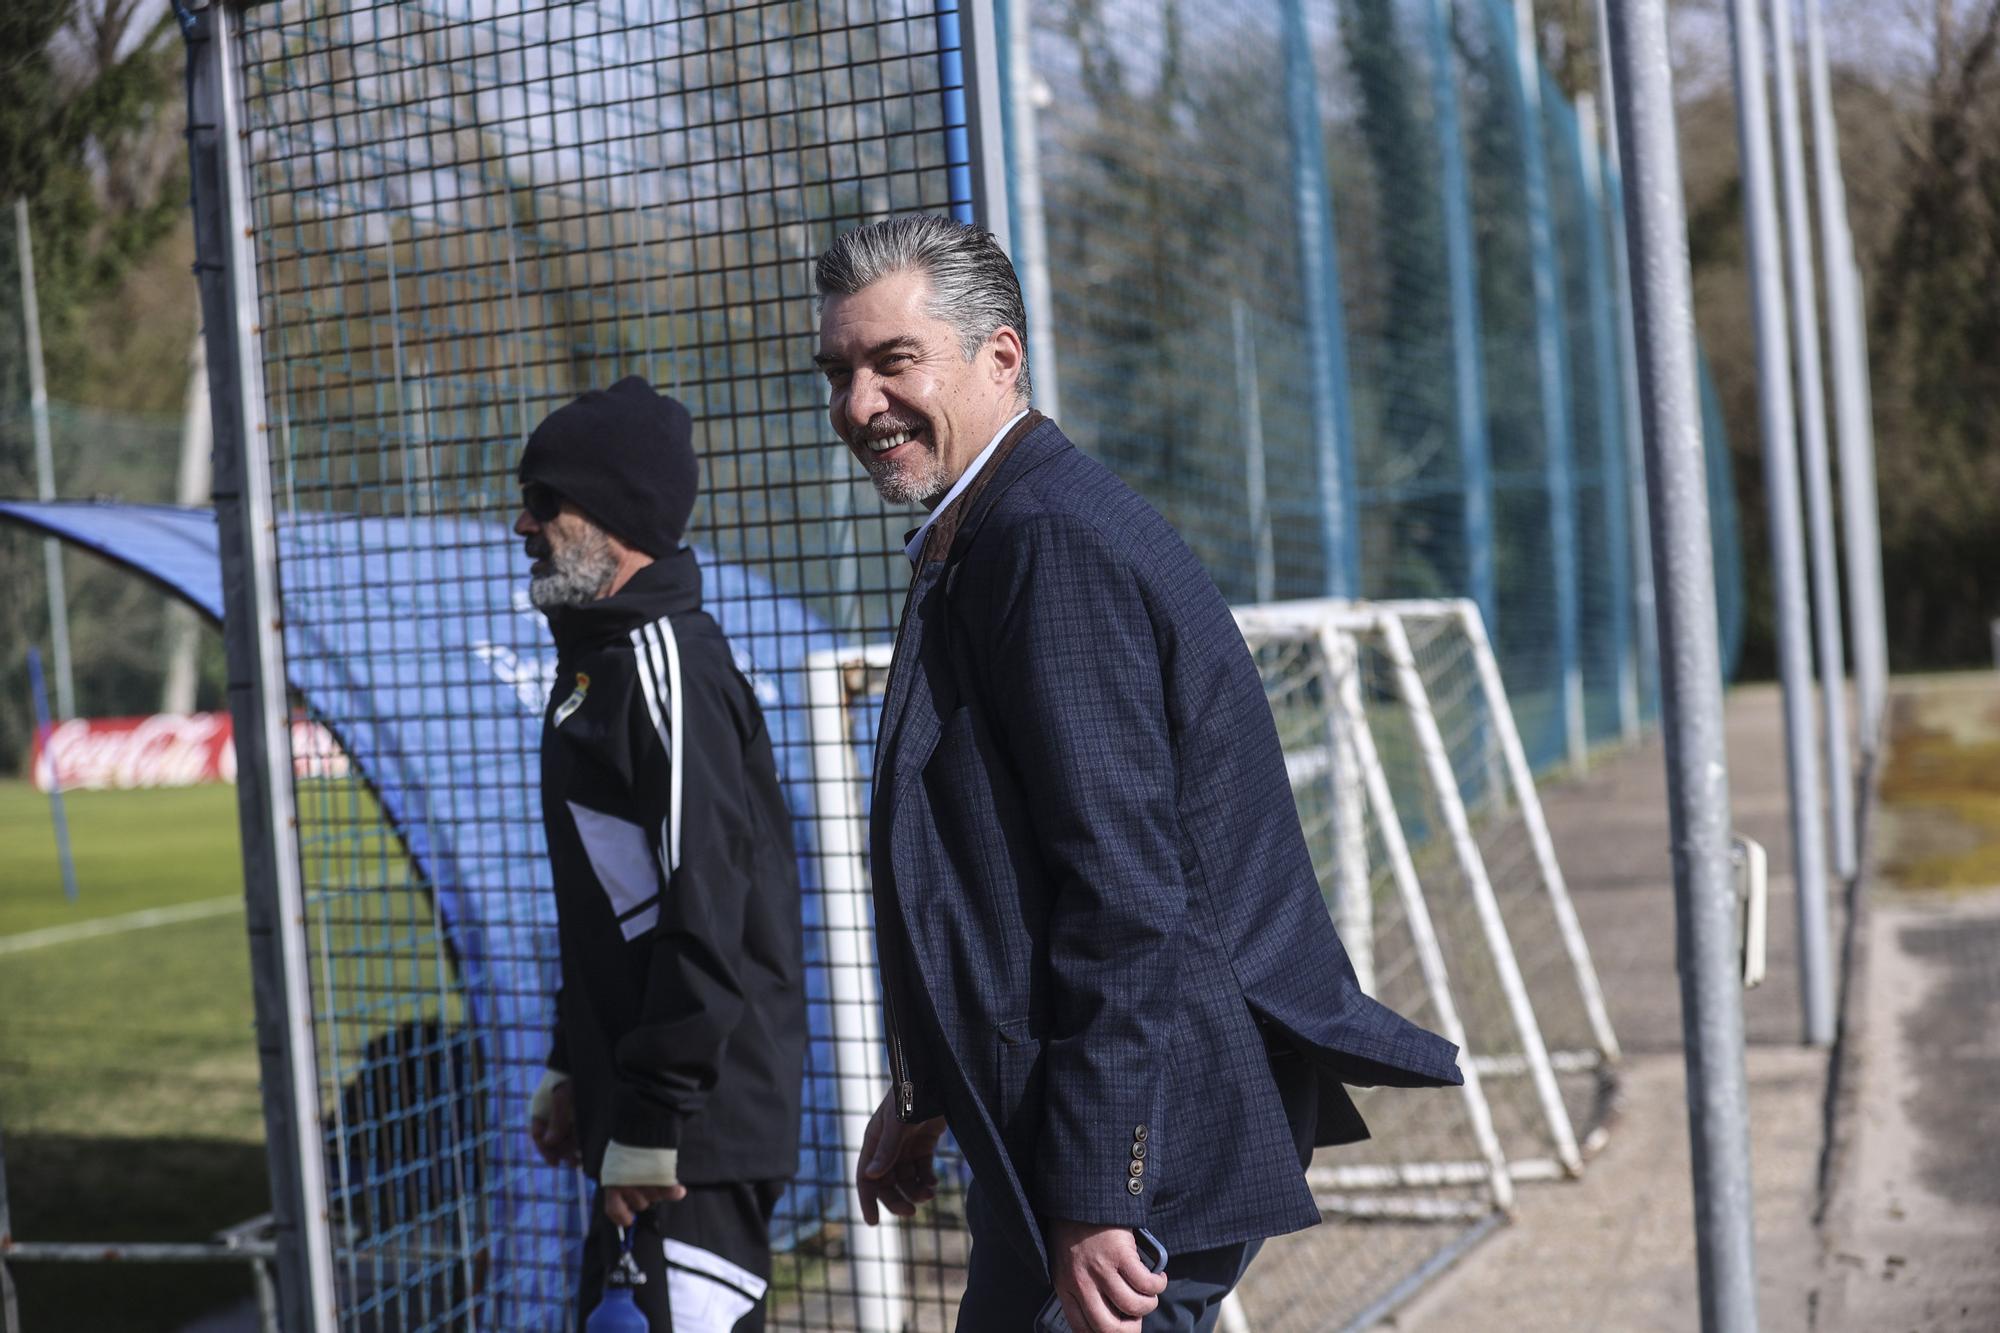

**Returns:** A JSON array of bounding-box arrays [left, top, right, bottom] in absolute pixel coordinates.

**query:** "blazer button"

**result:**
[[1127, 1175, 1144, 1196], [1131, 1141, 1147, 1160], [1133, 1124, 1149, 1143], [1128, 1159, 1145, 1178]]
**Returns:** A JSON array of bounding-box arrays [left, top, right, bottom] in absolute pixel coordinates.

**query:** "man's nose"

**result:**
[[513, 509, 536, 537], [845, 370, 889, 432]]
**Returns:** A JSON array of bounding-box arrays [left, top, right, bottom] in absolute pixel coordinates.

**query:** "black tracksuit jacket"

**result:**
[[538, 549, 804, 1184]]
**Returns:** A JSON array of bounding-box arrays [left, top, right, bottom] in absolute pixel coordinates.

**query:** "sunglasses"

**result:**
[[521, 482, 564, 523]]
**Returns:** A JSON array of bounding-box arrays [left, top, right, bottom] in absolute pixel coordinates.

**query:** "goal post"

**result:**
[[1237, 597, 1622, 1184], [796, 595, 1622, 1315]]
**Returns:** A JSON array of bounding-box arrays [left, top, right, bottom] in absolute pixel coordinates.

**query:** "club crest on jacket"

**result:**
[[553, 671, 590, 726]]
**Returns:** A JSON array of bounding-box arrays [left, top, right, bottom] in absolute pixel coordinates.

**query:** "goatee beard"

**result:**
[[529, 529, 619, 610], [863, 446, 949, 508]]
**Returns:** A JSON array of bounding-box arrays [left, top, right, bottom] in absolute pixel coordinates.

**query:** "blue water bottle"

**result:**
[[585, 1227, 650, 1333]]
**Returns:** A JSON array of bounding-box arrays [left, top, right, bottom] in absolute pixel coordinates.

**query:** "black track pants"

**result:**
[[576, 1181, 785, 1333]]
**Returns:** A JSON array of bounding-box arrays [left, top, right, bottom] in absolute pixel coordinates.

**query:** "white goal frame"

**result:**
[[801, 596, 1621, 1317]]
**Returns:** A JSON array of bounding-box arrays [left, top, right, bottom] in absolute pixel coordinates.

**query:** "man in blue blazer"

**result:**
[[813, 216, 1463, 1332]]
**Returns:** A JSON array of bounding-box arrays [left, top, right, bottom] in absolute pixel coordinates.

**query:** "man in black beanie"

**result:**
[[515, 376, 806, 1331]]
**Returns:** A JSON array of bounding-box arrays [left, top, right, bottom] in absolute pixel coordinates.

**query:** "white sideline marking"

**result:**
[[0, 896, 242, 955]]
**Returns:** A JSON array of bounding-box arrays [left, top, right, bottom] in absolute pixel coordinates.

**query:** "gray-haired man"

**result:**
[[813, 216, 1461, 1333]]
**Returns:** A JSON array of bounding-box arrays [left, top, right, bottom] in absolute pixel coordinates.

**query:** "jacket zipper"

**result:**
[[883, 980, 917, 1121]]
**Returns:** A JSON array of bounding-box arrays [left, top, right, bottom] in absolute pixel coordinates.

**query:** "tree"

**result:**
[[1, 0, 193, 767], [1866, 0, 2000, 665]]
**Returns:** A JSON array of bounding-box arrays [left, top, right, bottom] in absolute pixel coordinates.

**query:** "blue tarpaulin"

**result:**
[[0, 499, 850, 1321]]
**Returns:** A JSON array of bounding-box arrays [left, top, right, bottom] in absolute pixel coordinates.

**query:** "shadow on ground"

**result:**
[[5, 1134, 270, 1333]]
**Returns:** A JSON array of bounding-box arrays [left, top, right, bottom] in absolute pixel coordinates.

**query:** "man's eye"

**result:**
[[880, 354, 910, 371]]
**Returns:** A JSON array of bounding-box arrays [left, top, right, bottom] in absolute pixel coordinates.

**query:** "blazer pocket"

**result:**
[[923, 704, 979, 774], [992, 1017, 1045, 1162]]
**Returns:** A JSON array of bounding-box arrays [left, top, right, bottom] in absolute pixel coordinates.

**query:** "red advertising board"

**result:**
[[31, 713, 351, 792]]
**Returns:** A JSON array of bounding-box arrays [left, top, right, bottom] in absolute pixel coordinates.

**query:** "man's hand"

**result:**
[[528, 1076, 581, 1167], [1048, 1219, 1169, 1333], [855, 1089, 946, 1224], [602, 1183, 688, 1228]]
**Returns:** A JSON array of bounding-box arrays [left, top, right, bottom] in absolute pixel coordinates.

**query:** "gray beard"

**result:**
[[863, 444, 950, 508], [529, 529, 620, 610]]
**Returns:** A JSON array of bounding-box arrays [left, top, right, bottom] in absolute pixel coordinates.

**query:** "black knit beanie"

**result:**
[[516, 376, 698, 557]]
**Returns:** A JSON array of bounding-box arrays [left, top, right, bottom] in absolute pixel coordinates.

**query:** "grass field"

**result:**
[[0, 778, 271, 1331]]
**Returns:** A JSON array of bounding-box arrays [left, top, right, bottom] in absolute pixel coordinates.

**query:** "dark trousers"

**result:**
[[956, 1184, 1261, 1333], [576, 1181, 785, 1333]]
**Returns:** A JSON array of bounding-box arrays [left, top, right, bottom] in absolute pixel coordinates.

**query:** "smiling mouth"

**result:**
[[862, 428, 921, 455]]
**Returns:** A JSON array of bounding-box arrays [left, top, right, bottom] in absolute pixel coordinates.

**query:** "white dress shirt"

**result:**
[[903, 409, 1031, 564]]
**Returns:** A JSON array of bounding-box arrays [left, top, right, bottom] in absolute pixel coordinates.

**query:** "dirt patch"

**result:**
[[1877, 680, 2000, 891]]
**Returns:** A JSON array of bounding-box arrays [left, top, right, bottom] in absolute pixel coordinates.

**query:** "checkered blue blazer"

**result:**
[[869, 417, 1462, 1273]]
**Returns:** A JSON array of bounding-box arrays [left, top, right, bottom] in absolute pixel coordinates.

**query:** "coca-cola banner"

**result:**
[[32, 713, 351, 792]]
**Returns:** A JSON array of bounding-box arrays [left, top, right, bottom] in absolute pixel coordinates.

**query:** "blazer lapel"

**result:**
[[872, 412, 1052, 799], [872, 559, 943, 799]]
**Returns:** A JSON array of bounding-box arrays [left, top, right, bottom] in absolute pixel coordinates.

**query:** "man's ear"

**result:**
[[985, 325, 1025, 396]]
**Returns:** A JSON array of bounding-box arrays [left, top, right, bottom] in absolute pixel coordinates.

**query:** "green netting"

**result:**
[[1009, 0, 1744, 773]]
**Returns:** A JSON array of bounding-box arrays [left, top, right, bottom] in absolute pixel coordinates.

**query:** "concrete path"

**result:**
[[1379, 684, 1833, 1330], [1815, 887, 2000, 1331], [1381, 677, 2000, 1332]]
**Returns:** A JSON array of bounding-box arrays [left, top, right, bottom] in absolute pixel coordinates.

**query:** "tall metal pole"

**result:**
[[1604, 2, 1760, 1325], [1842, 246, 1888, 730], [1596, 2, 1662, 734], [1508, 0, 1586, 772], [1727, 0, 1835, 1046], [1576, 93, 1638, 749], [1281, 0, 1361, 598], [163, 331, 213, 715], [1425, 0, 1495, 634], [1008, 0, 1062, 423], [183, 7, 337, 1328], [14, 197, 76, 721], [1768, 0, 1856, 881], [1802, 0, 1888, 754], [1232, 298, 1276, 604]]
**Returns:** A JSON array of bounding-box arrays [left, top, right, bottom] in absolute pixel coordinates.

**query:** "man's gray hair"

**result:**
[[815, 215, 1032, 402]]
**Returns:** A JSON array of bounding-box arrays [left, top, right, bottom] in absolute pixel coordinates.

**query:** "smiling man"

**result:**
[[514, 376, 805, 1332], [814, 216, 1463, 1333]]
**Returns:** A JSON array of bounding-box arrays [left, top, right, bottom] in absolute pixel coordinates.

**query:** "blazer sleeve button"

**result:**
[[1126, 1176, 1144, 1196], [1128, 1160, 1145, 1178], [1133, 1124, 1149, 1143]]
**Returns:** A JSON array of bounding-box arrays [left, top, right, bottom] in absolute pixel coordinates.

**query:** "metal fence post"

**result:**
[[1424, 0, 1495, 634], [1505, 0, 1586, 772], [1767, 0, 1856, 881], [1007, 0, 1063, 422], [1233, 299, 1277, 604], [1576, 94, 1637, 751], [13, 197, 76, 721], [1595, 0, 1662, 734], [1802, 0, 1888, 754], [954, 0, 1012, 255], [182, 6, 337, 1329], [1605, 0, 1760, 1325], [1280, 0, 1361, 598], [1727, 0, 1835, 1047]]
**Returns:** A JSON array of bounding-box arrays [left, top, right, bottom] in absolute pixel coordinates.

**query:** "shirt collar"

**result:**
[[903, 409, 1030, 564]]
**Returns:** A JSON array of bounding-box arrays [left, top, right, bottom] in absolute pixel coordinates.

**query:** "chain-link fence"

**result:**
[[8, 0, 1749, 1327]]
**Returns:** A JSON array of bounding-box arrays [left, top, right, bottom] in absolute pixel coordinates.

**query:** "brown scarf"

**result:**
[[914, 410, 1045, 567]]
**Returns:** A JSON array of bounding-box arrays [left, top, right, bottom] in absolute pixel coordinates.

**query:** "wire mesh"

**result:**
[[229, 0, 978, 1327], [202, 0, 1745, 1328], [1230, 597, 1623, 1325]]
